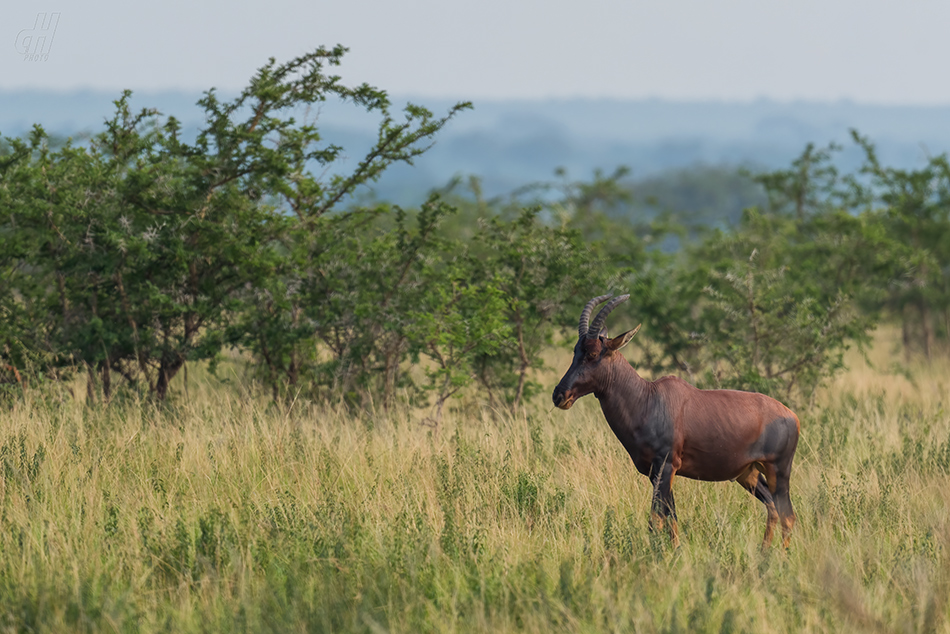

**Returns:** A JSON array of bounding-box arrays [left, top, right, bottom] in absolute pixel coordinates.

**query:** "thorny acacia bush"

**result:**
[[0, 46, 471, 403], [0, 47, 611, 413], [2, 49, 945, 412]]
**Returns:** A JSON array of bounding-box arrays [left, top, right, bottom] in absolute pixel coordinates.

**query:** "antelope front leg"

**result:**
[[649, 463, 679, 547]]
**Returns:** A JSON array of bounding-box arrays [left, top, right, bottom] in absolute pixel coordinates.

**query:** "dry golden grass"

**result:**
[[0, 327, 949, 632]]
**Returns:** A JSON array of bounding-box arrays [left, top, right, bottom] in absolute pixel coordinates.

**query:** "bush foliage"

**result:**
[[3, 47, 950, 411]]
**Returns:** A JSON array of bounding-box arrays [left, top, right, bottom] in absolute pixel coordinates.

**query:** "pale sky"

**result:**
[[2, 0, 949, 104]]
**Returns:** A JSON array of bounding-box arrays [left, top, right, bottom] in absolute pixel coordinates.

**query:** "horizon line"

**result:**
[[3, 87, 950, 109]]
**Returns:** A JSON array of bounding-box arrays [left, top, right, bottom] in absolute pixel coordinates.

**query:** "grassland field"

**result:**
[[1, 328, 949, 633]]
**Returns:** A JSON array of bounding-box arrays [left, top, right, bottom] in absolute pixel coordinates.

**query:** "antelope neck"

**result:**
[[595, 357, 652, 415]]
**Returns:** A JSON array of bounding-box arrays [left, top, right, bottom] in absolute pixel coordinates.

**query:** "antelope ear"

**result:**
[[608, 324, 641, 351]]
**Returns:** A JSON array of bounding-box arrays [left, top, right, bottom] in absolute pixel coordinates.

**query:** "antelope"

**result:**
[[552, 294, 799, 548]]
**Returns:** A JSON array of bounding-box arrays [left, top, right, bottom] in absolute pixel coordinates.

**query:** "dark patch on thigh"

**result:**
[[756, 417, 797, 460]]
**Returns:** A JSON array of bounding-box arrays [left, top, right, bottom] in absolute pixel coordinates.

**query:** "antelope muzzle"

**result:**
[[552, 386, 577, 410]]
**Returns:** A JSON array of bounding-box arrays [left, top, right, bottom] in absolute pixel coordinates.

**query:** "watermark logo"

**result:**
[[15, 12, 60, 62]]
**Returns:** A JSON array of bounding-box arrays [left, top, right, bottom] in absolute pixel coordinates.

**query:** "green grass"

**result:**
[[2, 340, 950, 632]]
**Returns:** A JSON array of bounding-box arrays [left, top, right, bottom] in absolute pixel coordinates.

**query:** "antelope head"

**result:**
[[552, 294, 640, 410]]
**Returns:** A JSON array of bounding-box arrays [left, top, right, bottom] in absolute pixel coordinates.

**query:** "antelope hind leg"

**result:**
[[736, 466, 778, 548]]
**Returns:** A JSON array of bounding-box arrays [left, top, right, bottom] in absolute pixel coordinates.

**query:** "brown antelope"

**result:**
[[552, 294, 799, 548]]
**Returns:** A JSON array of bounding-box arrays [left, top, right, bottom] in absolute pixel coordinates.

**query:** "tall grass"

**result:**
[[1, 331, 949, 632]]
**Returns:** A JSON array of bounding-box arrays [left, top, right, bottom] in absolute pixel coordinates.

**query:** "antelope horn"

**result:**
[[588, 294, 630, 339], [578, 295, 613, 338]]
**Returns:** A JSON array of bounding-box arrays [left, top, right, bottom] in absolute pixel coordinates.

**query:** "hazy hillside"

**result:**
[[3, 90, 950, 205]]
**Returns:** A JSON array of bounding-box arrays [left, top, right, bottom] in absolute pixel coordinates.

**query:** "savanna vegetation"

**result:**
[[2, 46, 950, 632], [0, 334, 949, 633]]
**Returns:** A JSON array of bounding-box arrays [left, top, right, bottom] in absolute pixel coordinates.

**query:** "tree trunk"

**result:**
[[100, 360, 112, 401], [85, 363, 97, 404], [155, 354, 185, 401]]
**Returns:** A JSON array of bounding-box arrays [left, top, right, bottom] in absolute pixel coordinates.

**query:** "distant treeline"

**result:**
[[8, 89, 950, 208], [2, 47, 949, 413]]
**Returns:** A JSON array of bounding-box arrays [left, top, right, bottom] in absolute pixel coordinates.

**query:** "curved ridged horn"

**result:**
[[587, 294, 630, 339], [578, 295, 613, 338]]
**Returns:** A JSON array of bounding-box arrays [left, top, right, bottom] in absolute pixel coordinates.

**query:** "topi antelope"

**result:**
[[552, 294, 799, 548]]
